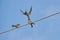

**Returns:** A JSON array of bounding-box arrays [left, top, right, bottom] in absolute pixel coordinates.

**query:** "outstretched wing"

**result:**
[[29, 6, 32, 15], [20, 9, 25, 15]]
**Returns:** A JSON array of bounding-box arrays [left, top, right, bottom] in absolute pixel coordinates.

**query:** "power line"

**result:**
[[0, 12, 60, 34], [0, 24, 28, 34], [33, 12, 60, 22]]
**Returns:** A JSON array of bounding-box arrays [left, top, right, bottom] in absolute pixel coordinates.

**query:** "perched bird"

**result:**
[[20, 6, 32, 19], [12, 24, 20, 28], [28, 19, 34, 28]]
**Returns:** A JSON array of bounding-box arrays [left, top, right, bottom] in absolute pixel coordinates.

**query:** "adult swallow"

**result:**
[[20, 6, 32, 19], [12, 24, 20, 28], [20, 6, 34, 27]]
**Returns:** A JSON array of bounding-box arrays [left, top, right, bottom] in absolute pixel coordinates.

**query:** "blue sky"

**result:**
[[0, 0, 60, 40]]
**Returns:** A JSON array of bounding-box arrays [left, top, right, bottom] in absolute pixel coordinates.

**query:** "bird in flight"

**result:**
[[20, 6, 34, 27], [12, 24, 20, 28], [20, 6, 32, 19]]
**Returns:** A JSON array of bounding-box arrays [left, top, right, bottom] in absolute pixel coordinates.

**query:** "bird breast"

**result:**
[[28, 20, 32, 25]]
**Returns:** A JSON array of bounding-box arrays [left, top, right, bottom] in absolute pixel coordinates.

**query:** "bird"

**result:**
[[20, 6, 34, 27], [12, 24, 20, 28], [20, 6, 32, 19]]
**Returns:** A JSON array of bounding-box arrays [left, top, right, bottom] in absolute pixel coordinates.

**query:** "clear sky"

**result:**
[[0, 0, 60, 40]]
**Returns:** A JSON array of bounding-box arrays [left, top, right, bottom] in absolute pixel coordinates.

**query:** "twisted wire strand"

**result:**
[[0, 12, 60, 34]]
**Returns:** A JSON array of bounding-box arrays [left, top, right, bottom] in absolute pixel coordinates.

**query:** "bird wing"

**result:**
[[20, 9, 25, 15], [29, 6, 32, 15]]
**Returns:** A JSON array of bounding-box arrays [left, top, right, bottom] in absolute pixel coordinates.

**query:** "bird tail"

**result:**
[[12, 25, 16, 27], [31, 24, 33, 28], [31, 22, 34, 28]]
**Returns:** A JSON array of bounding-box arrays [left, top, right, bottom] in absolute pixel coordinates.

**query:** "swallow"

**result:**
[[12, 24, 20, 28], [28, 19, 34, 28], [20, 6, 34, 27], [20, 6, 32, 19]]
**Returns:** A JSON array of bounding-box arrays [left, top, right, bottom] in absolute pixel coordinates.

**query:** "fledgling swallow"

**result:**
[[20, 6, 32, 19], [12, 24, 20, 28], [28, 19, 34, 28]]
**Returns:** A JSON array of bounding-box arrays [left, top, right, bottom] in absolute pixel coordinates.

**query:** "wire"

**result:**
[[0, 24, 28, 34], [34, 12, 60, 22], [0, 12, 60, 34]]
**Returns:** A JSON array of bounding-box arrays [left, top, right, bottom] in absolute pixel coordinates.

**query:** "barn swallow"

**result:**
[[20, 6, 34, 27], [12, 24, 20, 28], [20, 6, 32, 19]]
